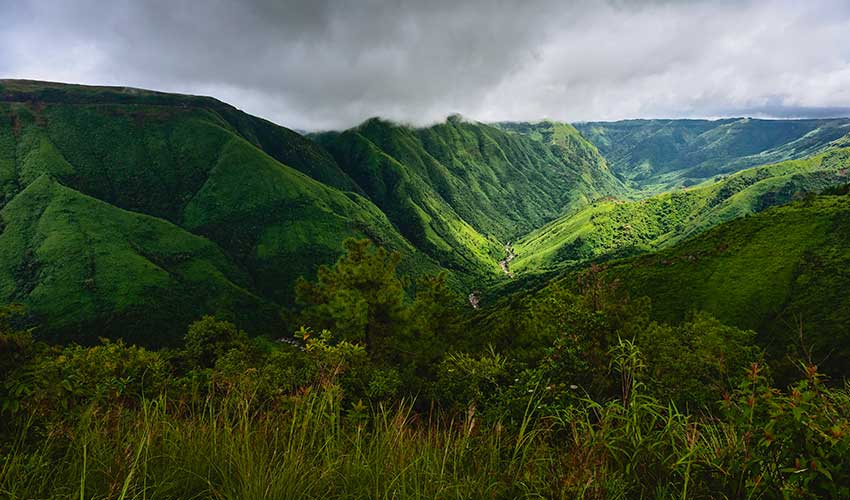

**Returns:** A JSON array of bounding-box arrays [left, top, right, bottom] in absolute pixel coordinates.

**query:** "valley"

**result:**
[[1, 79, 849, 346]]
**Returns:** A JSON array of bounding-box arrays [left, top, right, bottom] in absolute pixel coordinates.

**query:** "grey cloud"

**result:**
[[3, 0, 850, 130]]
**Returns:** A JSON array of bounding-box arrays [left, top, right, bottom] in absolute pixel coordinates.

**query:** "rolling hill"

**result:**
[[469, 189, 850, 377], [605, 192, 850, 376], [512, 147, 850, 273], [0, 80, 626, 342], [574, 118, 850, 192], [3, 78, 849, 351], [0, 175, 277, 344]]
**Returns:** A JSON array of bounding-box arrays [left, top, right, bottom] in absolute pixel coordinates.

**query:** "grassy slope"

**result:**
[[0, 176, 277, 344], [472, 192, 850, 375], [316, 117, 626, 276], [316, 124, 502, 276], [606, 194, 850, 374], [0, 80, 446, 342], [513, 147, 850, 273], [493, 120, 626, 206], [575, 118, 850, 192]]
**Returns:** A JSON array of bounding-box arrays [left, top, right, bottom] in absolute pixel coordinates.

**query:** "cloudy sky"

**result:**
[[3, 0, 850, 130]]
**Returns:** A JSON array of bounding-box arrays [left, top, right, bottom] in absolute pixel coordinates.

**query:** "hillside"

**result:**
[[315, 117, 626, 275], [0, 176, 277, 344], [574, 118, 850, 192], [0, 80, 446, 342], [469, 190, 850, 378], [606, 193, 850, 376], [4, 79, 849, 349], [512, 147, 850, 273]]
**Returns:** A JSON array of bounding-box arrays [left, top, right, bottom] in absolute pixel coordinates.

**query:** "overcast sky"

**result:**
[[3, 0, 850, 130]]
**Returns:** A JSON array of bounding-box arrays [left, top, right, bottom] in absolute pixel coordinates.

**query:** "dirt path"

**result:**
[[499, 242, 515, 278]]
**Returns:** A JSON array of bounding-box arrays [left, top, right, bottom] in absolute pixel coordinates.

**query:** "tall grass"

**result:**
[[0, 386, 583, 499], [5, 358, 848, 498]]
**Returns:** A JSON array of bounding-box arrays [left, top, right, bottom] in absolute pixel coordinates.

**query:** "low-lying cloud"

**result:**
[[3, 0, 849, 130]]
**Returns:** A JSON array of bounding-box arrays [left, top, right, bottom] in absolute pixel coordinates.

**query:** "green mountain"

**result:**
[[4, 79, 850, 352], [315, 117, 625, 275], [0, 80, 628, 341], [0, 175, 277, 344], [512, 147, 850, 273], [575, 118, 850, 192], [0, 80, 445, 342]]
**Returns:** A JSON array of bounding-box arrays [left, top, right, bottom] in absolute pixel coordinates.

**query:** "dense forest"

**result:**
[[2, 80, 850, 498]]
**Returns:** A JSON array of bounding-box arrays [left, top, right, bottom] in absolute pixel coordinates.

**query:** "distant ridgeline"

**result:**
[[573, 117, 850, 193]]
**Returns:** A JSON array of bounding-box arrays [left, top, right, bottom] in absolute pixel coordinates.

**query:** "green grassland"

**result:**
[[0, 175, 277, 344], [512, 147, 850, 273], [315, 122, 503, 276], [3, 78, 850, 356], [5, 80, 850, 498], [470, 189, 850, 377], [0, 80, 627, 342]]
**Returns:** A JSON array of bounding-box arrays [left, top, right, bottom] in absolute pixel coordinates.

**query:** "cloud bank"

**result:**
[[3, 0, 850, 130]]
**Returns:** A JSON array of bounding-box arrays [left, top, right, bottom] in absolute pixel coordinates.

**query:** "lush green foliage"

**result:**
[[0, 81, 633, 342], [294, 239, 466, 398], [4, 80, 850, 498], [605, 193, 850, 379], [2, 314, 847, 499], [3, 229, 850, 498]]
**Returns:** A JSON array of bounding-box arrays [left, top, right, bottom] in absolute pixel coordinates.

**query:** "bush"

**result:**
[[640, 312, 762, 409]]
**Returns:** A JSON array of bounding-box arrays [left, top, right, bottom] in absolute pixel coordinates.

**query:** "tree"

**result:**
[[295, 239, 407, 363], [0, 304, 34, 381], [184, 316, 250, 369], [406, 272, 463, 383]]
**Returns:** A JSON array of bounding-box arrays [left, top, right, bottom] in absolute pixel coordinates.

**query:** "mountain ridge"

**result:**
[[511, 146, 850, 273]]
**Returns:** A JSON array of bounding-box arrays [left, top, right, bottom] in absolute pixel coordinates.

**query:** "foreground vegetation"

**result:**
[[3, 238, 850, 498], [4, 355, 848, 499]]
